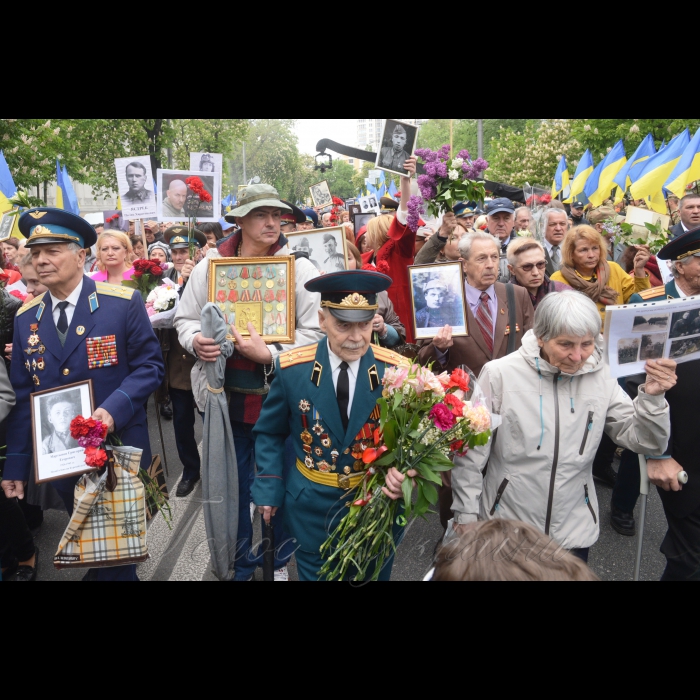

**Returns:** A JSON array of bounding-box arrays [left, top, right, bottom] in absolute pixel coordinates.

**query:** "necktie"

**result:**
[[551, 246, 561, 268], [56, 301, 70, 334], [475, 292, 494, 355], [337, 361, 350, 432]]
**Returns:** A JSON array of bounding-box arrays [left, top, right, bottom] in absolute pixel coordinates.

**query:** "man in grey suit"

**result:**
[[543, 209, 569, 277]]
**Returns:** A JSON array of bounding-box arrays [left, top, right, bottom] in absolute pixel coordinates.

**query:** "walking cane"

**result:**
[[262, 520, 275, 582], [153, 393, 169, 478]]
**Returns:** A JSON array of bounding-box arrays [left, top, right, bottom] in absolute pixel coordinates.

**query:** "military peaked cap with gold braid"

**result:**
[[19, 208, 97, 249], [658, 225, 700, 262]]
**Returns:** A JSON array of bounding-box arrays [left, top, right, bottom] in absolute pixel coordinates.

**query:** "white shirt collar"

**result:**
[[327, 344, 360, 378], [50, 278, 83, 310]]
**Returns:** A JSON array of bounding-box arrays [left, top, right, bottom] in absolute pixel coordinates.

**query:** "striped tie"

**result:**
[[475, 292, 494, 355]]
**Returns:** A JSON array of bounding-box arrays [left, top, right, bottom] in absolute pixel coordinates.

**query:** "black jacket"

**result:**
[[670, 222, 684, 240]]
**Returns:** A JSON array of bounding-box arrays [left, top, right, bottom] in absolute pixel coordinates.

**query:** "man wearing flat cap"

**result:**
[[323, 233, 345, 273], [252, 270, 412, 581], [175, 184, 323, 581], [625, 227, 700, 580], [1, 208, 164, 582]]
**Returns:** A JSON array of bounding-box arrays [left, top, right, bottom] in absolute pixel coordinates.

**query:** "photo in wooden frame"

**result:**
[[375, 119, 419, 178], [408, 261, 468, 340], [208, 256, 296, 344], [31, 380, 95, 485], [286, 226, 348, 275], [309, 180, 333, 209]]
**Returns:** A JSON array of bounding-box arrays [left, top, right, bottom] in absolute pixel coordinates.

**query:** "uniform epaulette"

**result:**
[[371, 344, 407, 367], [16, 293, 46, 316], [95, 282, 135, 300], [279, 344, 318, 369], [637, 286, 666, 300]]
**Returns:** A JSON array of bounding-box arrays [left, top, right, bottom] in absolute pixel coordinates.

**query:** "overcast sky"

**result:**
[[293, 119, 356, 156]]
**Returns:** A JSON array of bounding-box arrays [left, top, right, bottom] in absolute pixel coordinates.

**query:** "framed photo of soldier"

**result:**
[[409, 261, 468, 341], [353, 212, 376, 232], [348, 204, 362, 219], [0, 208, 18, 242], [309, 180, 333, 209], [287, 227, 348, 275], [157, 170, 221, 223], [31, 380, 95, 485], [114, 155, 157, 220], [208, 256, 296, 344], [376, 119, 419, 177], [189, 152, 223, 174]]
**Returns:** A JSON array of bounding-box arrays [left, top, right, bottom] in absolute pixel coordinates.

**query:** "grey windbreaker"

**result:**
[[451, 330, 671, 550]]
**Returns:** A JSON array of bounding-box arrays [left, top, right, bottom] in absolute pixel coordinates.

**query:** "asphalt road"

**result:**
[[24, 398, 668, 582]]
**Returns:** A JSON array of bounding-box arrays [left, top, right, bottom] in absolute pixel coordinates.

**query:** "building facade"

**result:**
[[356, 119, 429, 152]]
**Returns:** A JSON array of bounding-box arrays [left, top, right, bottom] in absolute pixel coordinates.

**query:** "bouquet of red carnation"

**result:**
[[70, 416, 110, 468], [329, 196, 345, 226], [123, 258, 173, 302], [184, 176, 213, 258]]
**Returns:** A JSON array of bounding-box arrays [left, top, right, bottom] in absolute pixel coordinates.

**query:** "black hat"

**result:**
[[658, 226, 700, 261], [570, 200, 585, 210], [280, 200, 306, 225], [380, 196, 399, 211], [305, 270, 392, 323], [20, 207, 97, 249], [164, 226, 207, 249]]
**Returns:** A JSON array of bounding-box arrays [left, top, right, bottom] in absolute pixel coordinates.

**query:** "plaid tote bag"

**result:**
[[54, 446, 149, 569]]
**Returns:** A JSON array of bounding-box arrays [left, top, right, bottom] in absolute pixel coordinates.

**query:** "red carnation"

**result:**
[[85, 446, 108, 468], [332, 196, 344, 207], [447, 368, 470, 393], [70, 416, 96, 440], [443, 393, 464, 417], [376, 260, 390, 275]]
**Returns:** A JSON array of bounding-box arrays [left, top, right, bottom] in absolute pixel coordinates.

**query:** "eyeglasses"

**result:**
[[518, 261, 547, 272]]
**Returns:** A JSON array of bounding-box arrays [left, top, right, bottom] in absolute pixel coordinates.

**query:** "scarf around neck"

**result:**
[[558, 259, 618, 306]]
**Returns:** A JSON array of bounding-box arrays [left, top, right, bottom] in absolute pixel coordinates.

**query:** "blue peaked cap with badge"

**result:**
[[305, 270, 392, 323], [19, 207, 97, 249], [302, 208, 319, 227], [657, 225, 700, 261]]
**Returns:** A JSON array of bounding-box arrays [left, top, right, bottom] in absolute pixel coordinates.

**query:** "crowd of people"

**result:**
[[0, 157, 699, 582]]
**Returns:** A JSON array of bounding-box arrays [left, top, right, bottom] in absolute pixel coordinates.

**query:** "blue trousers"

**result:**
[[170, 387, 201, 483], [231, 421, 296, 580]]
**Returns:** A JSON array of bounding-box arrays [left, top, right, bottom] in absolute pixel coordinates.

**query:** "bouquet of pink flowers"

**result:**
[[415, 145, 489, 218], [318, 363, 491, 581]]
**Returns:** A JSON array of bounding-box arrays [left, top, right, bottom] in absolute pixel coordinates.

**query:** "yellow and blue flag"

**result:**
[[630, 130, 691, 213], [61, 165, 80, 215], [55, 159, 65, 210], [585, 140, 627, 207], [566, 149, 594, 202], [664, 129, 700, 198], [551, 156, 569, 199], [388, 180, 399, 198], [0, 151, 17, 201], [613, 133, 656, 203]]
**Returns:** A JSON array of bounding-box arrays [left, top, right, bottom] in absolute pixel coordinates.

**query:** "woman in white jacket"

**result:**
[[451, 291, 676, 561]]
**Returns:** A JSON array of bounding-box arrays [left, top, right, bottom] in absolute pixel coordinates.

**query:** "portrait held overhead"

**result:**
[[4, 117, 700, 584]]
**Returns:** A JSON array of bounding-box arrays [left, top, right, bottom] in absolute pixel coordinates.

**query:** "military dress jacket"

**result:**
[[4, 277, 165, 483], [630, 280, 700, 518], [251, 338, 404, 554]]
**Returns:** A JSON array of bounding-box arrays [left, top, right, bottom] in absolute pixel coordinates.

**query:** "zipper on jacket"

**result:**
[[489, 478, 510, 516], [579, 411, 594, 455], [544, 373, 561, 536], [584, 484, 597, 524]]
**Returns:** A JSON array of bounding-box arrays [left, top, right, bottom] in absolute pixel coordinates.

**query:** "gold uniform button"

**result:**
[[62, 368, 70, 376]]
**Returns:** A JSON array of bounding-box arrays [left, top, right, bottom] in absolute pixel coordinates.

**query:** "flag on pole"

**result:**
[[566, 149, 594, 202], [613, 134, 656, 203], [55, 159, 65, 210], [388, 180, 399, 198], [0, 151, 17, 200], [585, 140, 627, 207], [630, 130, 691, 213], [551, 156, 569, 199], [664, 129, 700, 198], [61, 165, 80, 215]]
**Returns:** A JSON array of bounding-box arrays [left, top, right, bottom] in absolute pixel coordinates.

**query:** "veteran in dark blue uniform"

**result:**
[[629, 227, 700, 580], [252, 270, 411, 581], [0, 208, 164, 582]]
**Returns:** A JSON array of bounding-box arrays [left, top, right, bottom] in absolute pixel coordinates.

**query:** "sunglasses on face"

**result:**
[[518, 261, 547, 272]]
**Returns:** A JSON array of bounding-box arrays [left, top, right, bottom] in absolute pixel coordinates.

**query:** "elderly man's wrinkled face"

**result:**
[[538, 333, 597, 375], [676, 256, 700, 295], [488, 212, 514, 242], [126, 165, 146, 193], [545, 211, 569, 245], [49, 401, 74, 433], [31, 244, 85, 291], [425, 287, 446, 309], [318, 310, 372, 363], [145, 228, 155, 243], [171, 248, 189, 271], [322, 214, 333, 228], [297, 221, 314, 232], [463, 238, 500, 291], [167, 181, 188, 209], [392, 132, 407, 151], [515, 210, 532, 232]]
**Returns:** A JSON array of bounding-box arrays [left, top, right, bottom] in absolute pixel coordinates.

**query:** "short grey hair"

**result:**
[[544, 208, 569, 226], [514, 206, 532, 221], [533, 290, 601, 342], [670, 255, 700, 279], [458, 231, 500, 260]]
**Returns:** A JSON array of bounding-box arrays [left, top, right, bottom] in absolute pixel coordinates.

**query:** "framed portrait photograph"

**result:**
[[157, 169, 221, 223], [409, 261, 468, 340], [309, 180, 333, 209], [287, 226, 348, 275], [114, 155, 158, 220], [375, 119, 419, 177], [189, 152, 223, 175], [31, 380, 95, 485], [353, 212, 377, 232], [0, 207, 18, 242], [208, 256, 296, 344], [349, 204, 362, 218]]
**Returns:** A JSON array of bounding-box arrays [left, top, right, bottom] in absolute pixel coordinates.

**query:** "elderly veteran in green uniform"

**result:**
[[252, 270, 413, 581], [160, 226, 207, 497], [1, 208, 164, 582], [627, 227, 700, 579]]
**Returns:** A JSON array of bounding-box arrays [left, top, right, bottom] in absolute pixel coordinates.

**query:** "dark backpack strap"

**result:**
[[505, 283, 517, 355]]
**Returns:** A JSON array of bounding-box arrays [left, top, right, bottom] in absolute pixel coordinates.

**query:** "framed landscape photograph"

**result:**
[[208, 256, 296, 344], [31, 380, 95, 485], [409, 261, 468, 340], [157, 169, 221, 223], [287, 226, 348, 275], [375, 119, 419, 177], [309, 180, 333, 209]]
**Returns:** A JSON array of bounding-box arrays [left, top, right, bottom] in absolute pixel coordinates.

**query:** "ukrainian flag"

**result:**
[[630, 130, 691, 213], [664, 129, 700, 198], [566, 149, 594, 202], [61, 165, 80, 215], [0, 151, 17, 217], [612, 134, 656, 203], [55, 159, 65, 210], [586, 140, 627, 207], [551, 156, 569, 199]]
